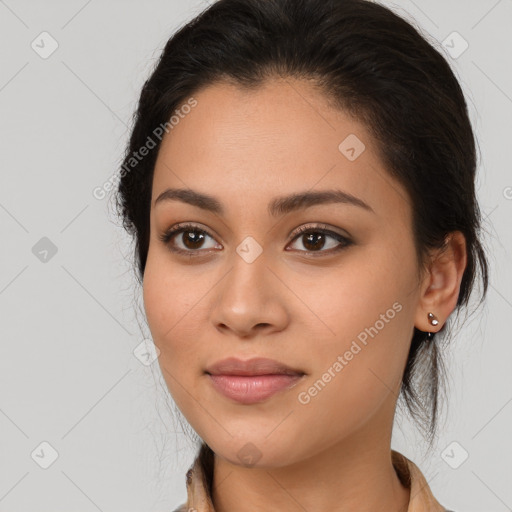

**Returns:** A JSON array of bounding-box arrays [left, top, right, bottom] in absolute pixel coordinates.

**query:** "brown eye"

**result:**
[[287, 225, 353, 255], [300, 231, 327, 251], [159, 223, 221, 256], [179, 230, 206, 250]]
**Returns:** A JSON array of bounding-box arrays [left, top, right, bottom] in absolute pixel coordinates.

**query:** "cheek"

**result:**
[[299, 246, 414, 342], [142, 253, 195, 368], [142, 251, 217, 404], [301, 246, 416, 392], [143, 250, 205, 342], [291, 285, 413, 450], [142, 266, 196, 415]]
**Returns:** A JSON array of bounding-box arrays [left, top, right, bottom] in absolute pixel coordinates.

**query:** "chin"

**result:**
[[207, 431, 308, 469]]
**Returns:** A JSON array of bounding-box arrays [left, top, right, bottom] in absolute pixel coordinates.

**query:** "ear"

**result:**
[[414, 231, 467, 333]]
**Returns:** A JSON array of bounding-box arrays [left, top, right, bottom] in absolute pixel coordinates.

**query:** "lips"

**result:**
[[205, 357, 305, 377], [205, 357, 306, 404]]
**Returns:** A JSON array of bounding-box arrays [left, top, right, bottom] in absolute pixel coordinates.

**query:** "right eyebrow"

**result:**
[[154, 187, 223, 214]]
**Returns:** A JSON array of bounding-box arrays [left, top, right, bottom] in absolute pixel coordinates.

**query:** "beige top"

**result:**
[[173, 443, 454, 512]]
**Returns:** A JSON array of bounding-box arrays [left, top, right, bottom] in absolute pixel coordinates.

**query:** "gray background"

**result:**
[[0, 0, 510, 510]]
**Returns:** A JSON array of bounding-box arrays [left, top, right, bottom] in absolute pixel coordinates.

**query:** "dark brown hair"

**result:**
[[114, 0, 489, 447]]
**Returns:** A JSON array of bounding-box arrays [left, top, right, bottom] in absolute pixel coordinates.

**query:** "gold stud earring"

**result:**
[[427, 312, 439, 326], [426, 312, 439, 341]]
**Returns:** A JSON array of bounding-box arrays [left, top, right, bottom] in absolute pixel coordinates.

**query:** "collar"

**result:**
[[174, 443, 449, 512]]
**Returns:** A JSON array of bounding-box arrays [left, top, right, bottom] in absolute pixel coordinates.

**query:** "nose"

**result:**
[[210, 250, 289, 339]]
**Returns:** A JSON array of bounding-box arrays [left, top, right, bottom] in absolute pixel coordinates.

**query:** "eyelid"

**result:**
[[158, 222, 220, 247], [288, 222, 350, 240]]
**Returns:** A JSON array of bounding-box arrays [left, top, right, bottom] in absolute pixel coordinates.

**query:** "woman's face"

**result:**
[[143, 78, 424, 467]]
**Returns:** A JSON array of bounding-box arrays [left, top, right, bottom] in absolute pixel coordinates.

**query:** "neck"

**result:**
[[211, 414, 410, 512]]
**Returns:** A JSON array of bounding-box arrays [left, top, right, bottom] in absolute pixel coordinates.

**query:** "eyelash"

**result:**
[[158, 222, 353, 258]]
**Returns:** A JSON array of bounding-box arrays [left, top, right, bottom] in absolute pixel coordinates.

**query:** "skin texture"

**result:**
[[142, 77, 467, 512]]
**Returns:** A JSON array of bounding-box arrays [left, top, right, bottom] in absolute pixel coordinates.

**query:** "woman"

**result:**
[[114, 0, 488, 510]]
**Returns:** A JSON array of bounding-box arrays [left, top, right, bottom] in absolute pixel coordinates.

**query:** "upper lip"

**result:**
[[205, 357, 305, 376]]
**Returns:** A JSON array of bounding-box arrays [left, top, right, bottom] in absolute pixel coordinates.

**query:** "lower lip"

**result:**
[[207, 373, 304, 404]]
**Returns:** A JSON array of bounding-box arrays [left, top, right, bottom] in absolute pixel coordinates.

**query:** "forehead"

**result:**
[[151, 78, 410, 219]]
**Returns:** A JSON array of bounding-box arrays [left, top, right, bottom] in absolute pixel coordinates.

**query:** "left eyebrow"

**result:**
[[153, 188, 375, 216], [268, 189, 375, 216]]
